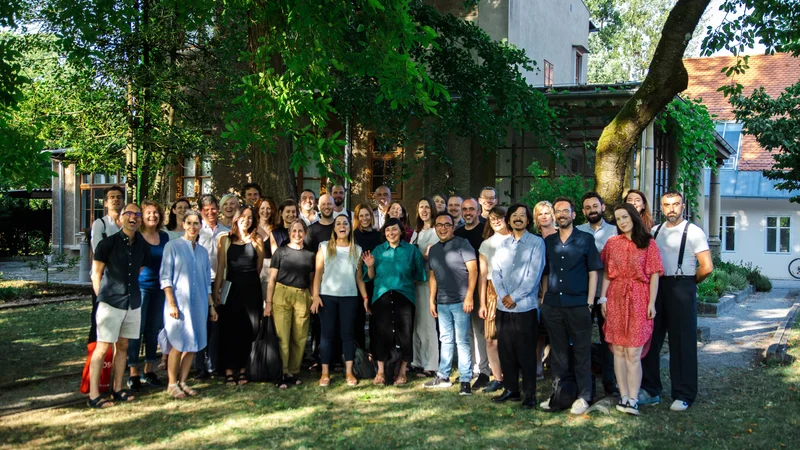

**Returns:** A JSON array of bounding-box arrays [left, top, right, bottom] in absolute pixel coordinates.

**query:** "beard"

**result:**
[[334, 198, 344, 206], [586, 212, 602, 224]]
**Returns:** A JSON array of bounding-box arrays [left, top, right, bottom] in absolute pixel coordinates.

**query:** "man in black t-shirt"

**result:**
[[454, 198, 491, 390]]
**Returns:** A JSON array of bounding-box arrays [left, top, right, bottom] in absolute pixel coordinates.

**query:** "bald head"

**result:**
[[375, 185, 391, 211], [318, 194, 334, 219]]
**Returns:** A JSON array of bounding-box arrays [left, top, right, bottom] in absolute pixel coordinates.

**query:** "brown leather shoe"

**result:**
[[346, 373, 358, 386], [372, 373, 385, 385], [319, 374, 331, 387]]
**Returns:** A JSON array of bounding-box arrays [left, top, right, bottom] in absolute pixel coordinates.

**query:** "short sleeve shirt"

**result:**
[[428, 236, 476, 304], [270, 245, 316, 289], [369, 240, 426, 304], [319, 241, 363, 297], [479, 233, 513, 281], [305, 221, 335, 252], [91, 216, 120, 252], [652, 220, 709, 276], [454, 218, 486, 270], [94, 231, 152, 310], [543, 229, 603, 307]]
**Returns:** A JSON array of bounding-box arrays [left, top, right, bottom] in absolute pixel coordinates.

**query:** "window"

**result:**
[[766, 216, 790, 253], [575, 52, 582, 85], [495, 130, 549, 206], [79, 171, 126, 229], [720, 215, 736, 252], [544, 60, 554, 87], [369, 137, 403, 200], [715, 122, 743, 169], [178, 155, 213, 199], [297, 162, 327, 196]]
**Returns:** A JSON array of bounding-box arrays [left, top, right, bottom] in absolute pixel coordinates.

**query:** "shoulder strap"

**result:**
[[676, 222, 690, 275], [653, 223, 664, 240]]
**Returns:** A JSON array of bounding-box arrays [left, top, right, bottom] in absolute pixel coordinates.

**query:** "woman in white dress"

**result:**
[[160, 210, 218, 398], [411, 197, 440, 378]]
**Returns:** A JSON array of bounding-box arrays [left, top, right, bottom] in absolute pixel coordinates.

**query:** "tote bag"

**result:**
[[247, 317, 283, 382], [79, 342, 113, 394]]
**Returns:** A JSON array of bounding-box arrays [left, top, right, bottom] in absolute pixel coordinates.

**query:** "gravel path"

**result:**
[[0, 261, 82, 284]]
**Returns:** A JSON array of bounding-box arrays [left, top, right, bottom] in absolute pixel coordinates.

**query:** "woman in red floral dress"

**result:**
[[600, 203, 664, 416]]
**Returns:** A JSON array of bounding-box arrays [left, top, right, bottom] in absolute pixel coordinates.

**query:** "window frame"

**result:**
[[368, 137, 404, 200], [177, 154, 213, 200], [765, 215, 791, 254], [715, 121, 743, 170], [719, 215, 736, 253], [574, 52, 582, 85], [544, 60, 554, 87], [78, 170, 126, 230]]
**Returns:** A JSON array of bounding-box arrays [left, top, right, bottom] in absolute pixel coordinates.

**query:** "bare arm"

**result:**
[[164, 286, 179, 319], [264, 268, 279, 317], [600, 270, 610, 298], [428, 269, 438, 318], [695, 250, 713, 283], [464, 259, 477, 313], [587, 271, 598, 306], [478, 254, 489, 318], [269, 231, 279, 256], [311, 249, 325, 313], [648, 272, 659, 320], [91, 260, 105, 296], [355, 262, 368, 300], [254, 237, 264, 274], [213, 235, 227, 304]]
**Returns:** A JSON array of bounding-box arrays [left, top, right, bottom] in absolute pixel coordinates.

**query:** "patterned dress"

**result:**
[[600, 236, 664, 354]]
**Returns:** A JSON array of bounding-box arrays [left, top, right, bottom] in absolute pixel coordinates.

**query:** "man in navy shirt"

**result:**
[[540, 196, 602, 415]]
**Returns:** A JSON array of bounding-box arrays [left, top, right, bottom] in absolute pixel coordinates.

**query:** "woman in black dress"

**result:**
[[270, 199, 297, 255], [214, 206, 264, 385], [352, 204, 382, 352]]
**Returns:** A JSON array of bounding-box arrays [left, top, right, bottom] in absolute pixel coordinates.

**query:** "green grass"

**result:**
[[0, 303, 798, 449], [0, 280, 91, 304]]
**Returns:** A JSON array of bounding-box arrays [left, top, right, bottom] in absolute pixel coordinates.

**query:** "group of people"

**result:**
[[84, 182, 712, 418]]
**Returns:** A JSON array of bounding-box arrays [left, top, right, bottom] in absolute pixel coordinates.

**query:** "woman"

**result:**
[[215, 206, 264, 386], [625, 189, 654, 231], [219, 194, 241, 229], [265, 219, 316, 388], [388, 201, 416, 243], [410, 197, 439, 378], [270, 199, 298, 255], [166, 198, 191, 240], [477, 206, 511, 393], [256, 197, 278, 293], [352, 204, 382, 352], [362, 218, 426, 386], [127, 201, 170, 390], [311, 215, 368, 386], [600, 203, 664, 416], [431, 194, 447, 214], [160, 210, 217, 398], [533, 200, 557, 238]]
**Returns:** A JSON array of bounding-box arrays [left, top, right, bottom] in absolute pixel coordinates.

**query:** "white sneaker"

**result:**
[[570, 398, 590, 415], [670, 400, 690, 411], [539, 398, 551, 410]]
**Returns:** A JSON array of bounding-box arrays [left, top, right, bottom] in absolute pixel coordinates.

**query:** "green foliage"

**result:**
[[27, 251, 80, 285], [727, 270, 748, 291], [656, 97, 718, 213], [715, 259, 772, 293], [521, 161, 594, 224], [697, 276, 719, 301], [754, 274, 772, 292]]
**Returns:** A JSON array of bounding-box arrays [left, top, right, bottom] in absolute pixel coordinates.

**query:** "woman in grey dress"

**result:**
[[160, 211, 218, 398]]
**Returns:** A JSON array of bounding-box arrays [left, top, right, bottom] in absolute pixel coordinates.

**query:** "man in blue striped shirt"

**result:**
[[491, 203, 546, 409]]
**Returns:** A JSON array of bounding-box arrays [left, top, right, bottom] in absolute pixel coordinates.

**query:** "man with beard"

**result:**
[[373, 186, 391, 230], [447, 195, 465, 228], [490, 203, 545, 409], [242, 182, 262, 206], [540, 196, 602, 415], [304, 194, 337, 370], [299, 189, 319, 226], [455, 198, 491, 390], [576, 191, 618, 396], [640, 191, 712, 411], [330, 185, 353, 221]]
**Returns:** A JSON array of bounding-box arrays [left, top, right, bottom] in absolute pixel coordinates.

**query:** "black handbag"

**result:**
[[248, 317, 283, 382], [353, 344, 376, 380]]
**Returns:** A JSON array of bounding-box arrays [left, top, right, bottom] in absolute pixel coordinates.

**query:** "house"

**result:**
[[49, 0, 596, 254], [683, 53, 800, 280]]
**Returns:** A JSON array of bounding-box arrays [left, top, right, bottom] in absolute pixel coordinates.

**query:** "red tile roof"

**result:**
[[683, 53, 800, 171]]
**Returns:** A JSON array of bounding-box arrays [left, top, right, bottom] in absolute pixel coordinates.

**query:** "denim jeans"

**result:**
[[436, 303, 472, 382], [127, 288, 165, 367]]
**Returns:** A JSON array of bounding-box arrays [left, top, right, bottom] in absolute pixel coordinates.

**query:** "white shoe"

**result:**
[[570, 398, 590, 415], [670, 400, 690, 411], [539, 398, 551, 410]]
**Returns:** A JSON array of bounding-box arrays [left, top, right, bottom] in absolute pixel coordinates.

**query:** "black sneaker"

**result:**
[[423, 376, 452, 389], [142, 372, 163, 387], [482, 379, 503, 393], [460, 382, 472, 396], [126, 376, 142, 392], [472, 373, 490, 391]]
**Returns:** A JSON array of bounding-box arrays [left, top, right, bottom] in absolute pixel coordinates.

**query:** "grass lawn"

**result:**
[[0, 280, 91, 304], [0, 302, 798, 449]]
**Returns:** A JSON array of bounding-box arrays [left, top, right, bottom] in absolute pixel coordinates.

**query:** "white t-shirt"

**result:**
[[478, 232, 513, 281], [319, 241, 363, 297], [332, 209, 353, 221], [652, 220, 709, 276], [91, 215, 120, 251]]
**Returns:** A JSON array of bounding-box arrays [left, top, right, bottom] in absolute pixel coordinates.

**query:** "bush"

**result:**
[[712, 270, 730, 296], [697, 277, 718, 301], [755, 274, 772, 292], [728, 271, 748, 291]]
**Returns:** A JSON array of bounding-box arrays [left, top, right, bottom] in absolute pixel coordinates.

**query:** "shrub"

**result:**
[[712, 270, 730, 296], [755, 274, 772, 292], [697, 277, 718, 301], [728, 271, 748, 291]]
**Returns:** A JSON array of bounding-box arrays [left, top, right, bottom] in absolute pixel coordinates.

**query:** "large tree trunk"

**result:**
[[247, 5, 296, 201], [594, 0, 710, 204]]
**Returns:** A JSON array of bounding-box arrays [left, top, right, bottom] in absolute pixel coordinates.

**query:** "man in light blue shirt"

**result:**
[[490, 203, 545, 409]]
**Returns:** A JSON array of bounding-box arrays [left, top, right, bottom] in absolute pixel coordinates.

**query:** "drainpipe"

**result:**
[[344, 115, 351, 211], [58, 160, 64, 253]]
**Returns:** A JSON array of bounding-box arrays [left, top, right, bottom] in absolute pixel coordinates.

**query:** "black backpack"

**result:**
[[248, 317, 283, 382], [545, 375, 579, 412], [353, 344, 376, 380]]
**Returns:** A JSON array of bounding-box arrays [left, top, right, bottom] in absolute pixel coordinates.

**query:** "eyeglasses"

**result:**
[[434, 223, 454, 229], [121, 211, 142, 218], [554, 209, 572, 215], [489, 216, 504, 223]]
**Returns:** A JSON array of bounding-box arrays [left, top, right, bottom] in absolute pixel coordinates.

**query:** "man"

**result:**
[[89, 185, 124, 343], [304, 193, 336, 369], [640, 191, 713, 411], [242, 182, 262, 206], [575, 191, 618, 396], [478, 187, 498, 220], [87, 203, 151, 408], [490, 203, 546, 409], [540, 196, 602, 415], [196, 194, 229, 379], [373, 185, 391, 230], [299, 189, 319, 226], [330, 184, 353, 220], [454, 198, 491, 390], [447, 195, 465, 228], [423, 213, 478, 396]]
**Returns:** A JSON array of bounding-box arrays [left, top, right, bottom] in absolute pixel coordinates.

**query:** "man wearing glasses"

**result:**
[[88, 203, 152, 409], [478, 187, 498, 220]]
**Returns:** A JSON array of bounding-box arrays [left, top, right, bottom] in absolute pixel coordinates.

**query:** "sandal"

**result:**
[[111, 390, 136, 403], [393, 374, 407, 386], [372, 373, 385, 385], [276, 375, 291, 389], [416, 370, 435, 378], [237, 372, 248, 386], [87, 396, 114, 409], [346, 373, 358, 386], [225, 374, 237, 386], [319, 374, 331, 387], [178, 382, 197, 396], [167, 384, 186, 399]]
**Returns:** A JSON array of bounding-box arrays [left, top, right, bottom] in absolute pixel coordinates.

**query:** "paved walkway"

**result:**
[[0, 261, 84, 285]]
